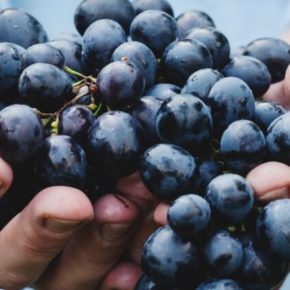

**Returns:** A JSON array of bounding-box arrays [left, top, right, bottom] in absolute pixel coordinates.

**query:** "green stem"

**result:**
[[94, 103, 103, 116], [64, 65, 87, 79]]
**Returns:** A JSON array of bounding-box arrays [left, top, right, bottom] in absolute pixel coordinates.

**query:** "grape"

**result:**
[[23, 43, 65, 68], [112, 41, 158, 89], [74, 0, 135, 34], [58, 105, 95, 147], [82, 19, 127, 74], [155, 94, 213, 154], [18, 63, 73, 113], [0, 42, 25, 102], [168, 194, 211, 238], [50, 33, 83, 45], [204, 230, 243, 277], [0, 8, 47, 48], [141, 225, 204, 289], [139, 143, 197, 200], [87, 111, 144, 179], [161, 39, 213, 86], [181, 68, 223, 102], [255, 101, 286, 132], [207, 77, 255, 135], [196, 279, 243, 290], [0, 104, 44, 164], [130, 96, 163, 146], [49, 39, 83, 72], [220, 120, 266, 176], [130, 10, 178, 57], [176, 9, 215, 39], [34, 135, 87, 189], [183, 27, 230, 69], [205, 174, 254, 224], [243, 37, 290, 83], [96, 60, 145, 108], [145, 83, 181, 102], [132, 0, 174, 16], [266, 111, 290, 164], [221, 55, 271, 98], [257, 199, 290, 261]]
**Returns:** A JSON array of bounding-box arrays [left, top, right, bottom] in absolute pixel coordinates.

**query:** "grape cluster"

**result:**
[[0, 0, 290, 289]]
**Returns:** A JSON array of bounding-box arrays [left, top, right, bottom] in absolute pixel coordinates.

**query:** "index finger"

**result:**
[[0, 157, 13, 198]]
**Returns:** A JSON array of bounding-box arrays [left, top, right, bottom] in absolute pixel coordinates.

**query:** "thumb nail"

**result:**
[[100, 223, 132, 242], [45, 218, 81, 233]]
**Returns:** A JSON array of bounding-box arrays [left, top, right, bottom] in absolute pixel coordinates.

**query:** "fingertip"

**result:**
[[247, 162, 290, 201], [0, 157, 13, 197], [283, 64, 290, 107], [153, 202, 169, 226], [99, 261, 143, 290], [94, 194, 140, 224], [30, 186, 94, 223]]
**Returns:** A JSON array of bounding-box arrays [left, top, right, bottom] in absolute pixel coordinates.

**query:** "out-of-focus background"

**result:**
[[0, 1, 290, 290]]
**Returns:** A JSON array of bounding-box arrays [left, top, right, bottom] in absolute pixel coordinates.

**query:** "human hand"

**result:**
[[0, 159, 159, 290]]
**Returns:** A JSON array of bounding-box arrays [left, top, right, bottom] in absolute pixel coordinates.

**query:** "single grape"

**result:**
[[196, 279, 243, 290], [205, 174, 254, 224], [0, 8, 47, 48], [139, 143, 197, 200], [132, 0, 174, 16], [0, 104, 44, 164], [23, 43, 65, 68]]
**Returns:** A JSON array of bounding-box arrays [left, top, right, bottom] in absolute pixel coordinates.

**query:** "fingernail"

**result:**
[[100, 223, 132, 241], [45, 218, 81, 233]]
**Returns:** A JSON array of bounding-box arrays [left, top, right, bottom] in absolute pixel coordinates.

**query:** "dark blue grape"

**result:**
[[58, 105, 95, 146], [0, 104, 44, 164], [132, 0, 174, 16], [112, 41, 157, 89], [192, 159, 222, 195], [162, 39, 213, 86], [34, 135, 87, 188], [196, 279, 243, 290], [181, 68, 223, 102], [134, 275, 175, 290], [176, 9, 215, 39], [236, 233, 288, 289], [141, 225, 204, 288], [204, 230, 243, 277], [96, 60, 145, 108], [168, 194, 211, 238], [18, 63, 73, 113], [184, 27, 230, 69], [205, 174, 254, 224], [155, 94, 213, 154], [220, 120, 266, 176], [257, 199, 290, 261], [207, 77, 255, 135], [82, 19, 126, 74], [0, 8, 48, 48], [0, 42, 25, 102], [221, 56, 271, 98], [49, 39, 83, 72], [50, 33, 83, 45], [255, 101, 286, 132], [243, 37, 290, 83], [88, 111, 144, 178], [266, 112, 290, 164], [23, 43, 65, 68], [145, 83, 181, 102], [130, 96, 163, 146], [74, 0, 135, 34], [130, 10, 178, 57], [139, 143, 197, 200]]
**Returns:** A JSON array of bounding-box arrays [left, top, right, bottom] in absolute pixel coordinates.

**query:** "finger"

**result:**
[[0, 186, 94, 290], [99, 261, 143, 290], [0, 157, 13, 197], [37, 194, 140, 290], [246, 161, 290, 202], [263, 80, 289, 108], [116, 171, 157, 214], [282, 64, 290, 109], [129, 211, 159, 264], [153, 202, 169, 226]]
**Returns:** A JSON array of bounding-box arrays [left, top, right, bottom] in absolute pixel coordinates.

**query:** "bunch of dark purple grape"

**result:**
[[0, 0, 290, 289]]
